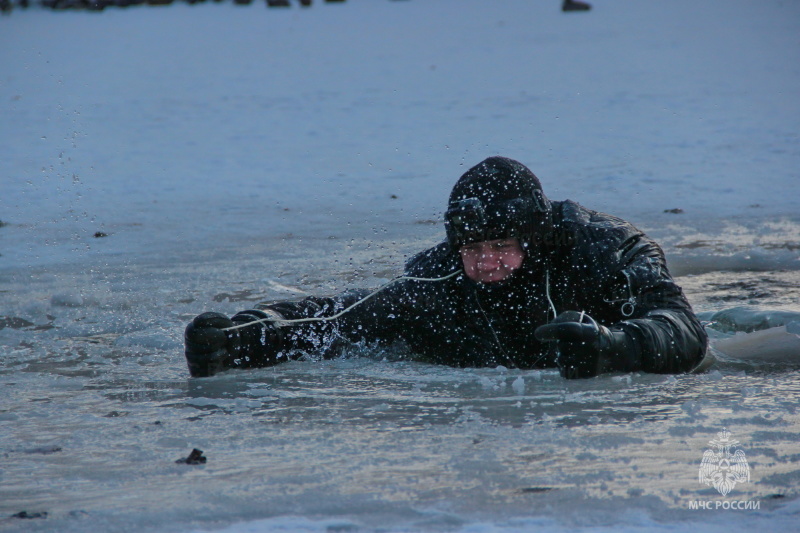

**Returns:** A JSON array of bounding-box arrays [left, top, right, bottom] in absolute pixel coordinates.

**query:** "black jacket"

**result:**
[[235, 201, 708, 374]]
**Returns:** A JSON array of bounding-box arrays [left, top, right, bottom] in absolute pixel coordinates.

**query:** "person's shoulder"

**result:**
[[553, 200, 660, 271], [555, 200, 644, 241], [404, 240, 461, 277], [557, 200, 635, 230]]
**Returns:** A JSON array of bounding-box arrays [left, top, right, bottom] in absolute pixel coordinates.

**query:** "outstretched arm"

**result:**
[[184, 282, 414, 377]]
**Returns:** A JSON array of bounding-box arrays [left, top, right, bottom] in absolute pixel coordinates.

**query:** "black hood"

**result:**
[[444, 157, 552, 249]]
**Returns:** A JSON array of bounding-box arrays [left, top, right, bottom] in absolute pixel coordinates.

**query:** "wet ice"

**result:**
[[1, 0, 800, 532]]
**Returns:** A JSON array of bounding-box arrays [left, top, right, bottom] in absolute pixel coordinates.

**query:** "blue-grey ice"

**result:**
[[1, 1, 799, 532]]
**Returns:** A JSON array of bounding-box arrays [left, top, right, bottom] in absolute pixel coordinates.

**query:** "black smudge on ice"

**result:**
[[175, 448, 207, 465], [11, 511, 48, 519]]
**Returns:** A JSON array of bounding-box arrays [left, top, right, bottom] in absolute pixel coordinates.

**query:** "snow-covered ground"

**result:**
[[1, 1, 799, 532]]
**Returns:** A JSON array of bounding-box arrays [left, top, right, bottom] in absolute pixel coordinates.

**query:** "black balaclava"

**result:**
[[445, 158, 555, 351], [444, 156, 552, 251]]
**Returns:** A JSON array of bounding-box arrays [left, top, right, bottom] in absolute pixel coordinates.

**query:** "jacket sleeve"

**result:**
[[227, 243, 461, 367], [603, 236, 708, 374], [237, 282, 413, 363]]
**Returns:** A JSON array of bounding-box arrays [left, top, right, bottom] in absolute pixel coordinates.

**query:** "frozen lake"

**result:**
[[1, 0, 799, 531]]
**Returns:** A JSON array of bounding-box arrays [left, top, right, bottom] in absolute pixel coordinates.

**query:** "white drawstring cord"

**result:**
[[545, 268, 557, 320], [221, 270, 461, 331]]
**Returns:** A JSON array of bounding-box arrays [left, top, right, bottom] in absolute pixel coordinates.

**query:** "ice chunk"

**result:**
[[51, 293, 84, 307], [478, 376, 494, 389], [715, 325, 800, 363], [708, 307, 800, 333]]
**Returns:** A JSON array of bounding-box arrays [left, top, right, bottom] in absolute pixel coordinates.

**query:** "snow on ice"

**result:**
[[1, 1, 799, 532]]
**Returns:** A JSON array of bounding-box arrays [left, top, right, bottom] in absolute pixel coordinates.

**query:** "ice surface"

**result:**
[[2, 0, 799, 273], [1, 0, 799, 532]]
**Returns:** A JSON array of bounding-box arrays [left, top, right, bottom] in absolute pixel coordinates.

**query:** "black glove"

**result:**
[[184, 312, 236, 377], [184, 309, 283, 377], [534, 310, 632, 379]]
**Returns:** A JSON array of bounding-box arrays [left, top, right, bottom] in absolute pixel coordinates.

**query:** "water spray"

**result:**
[[221, 270, 462, 331]]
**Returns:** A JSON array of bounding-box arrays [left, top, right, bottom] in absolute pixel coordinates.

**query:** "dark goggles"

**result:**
[[445, 198, 487, 236], [444, 191, 550, 247]]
